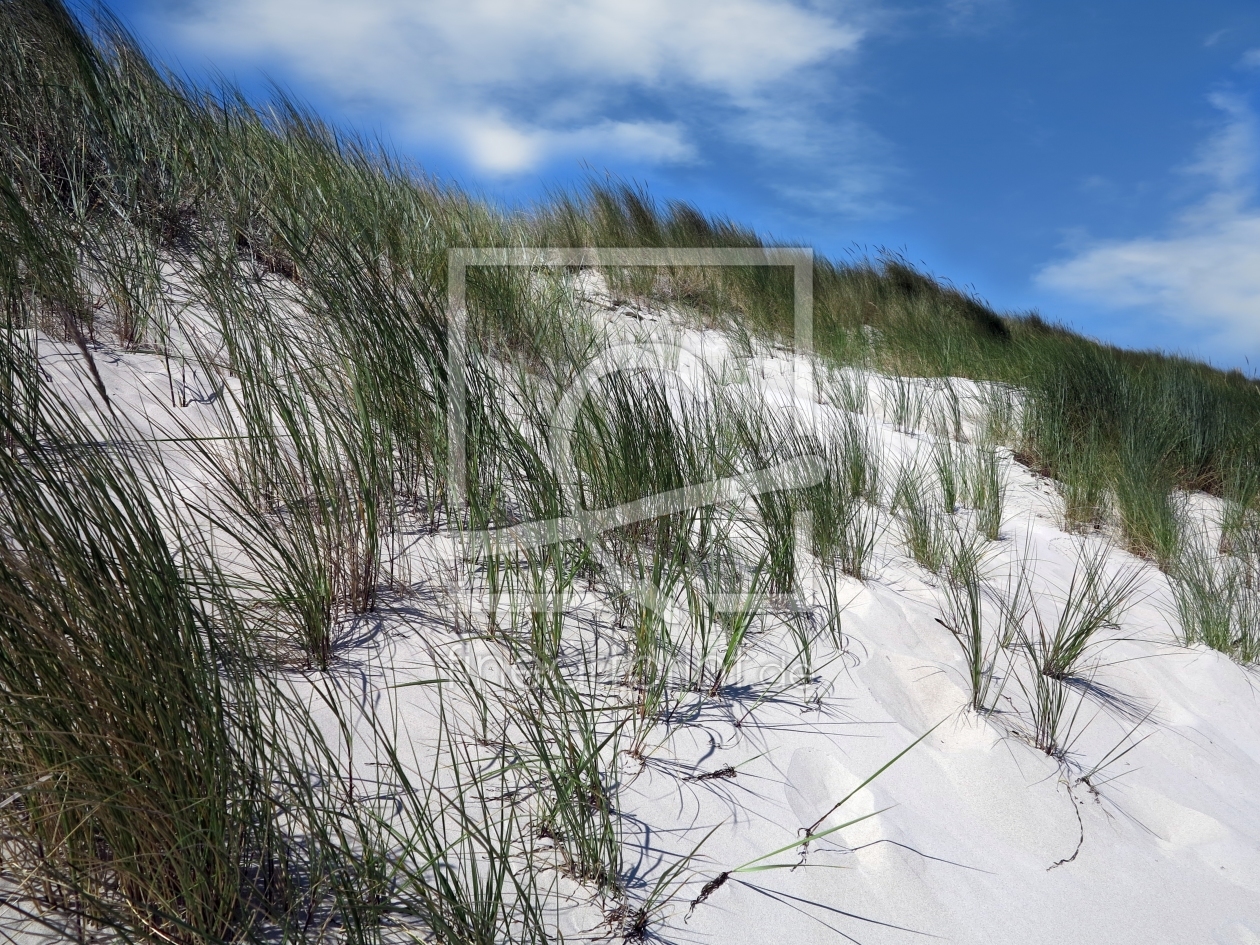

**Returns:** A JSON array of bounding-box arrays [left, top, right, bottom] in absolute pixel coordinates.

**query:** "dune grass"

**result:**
[[805, 416, 884, 582], [893, 463, 952, 576], [938, 554, 1002, 713], [1033, 544, 1142, 681], [0, 387, 266, 940], [1170, 536, 1260, 663], [3, 0, 1260, 939], [996, 543, 1141, 757]]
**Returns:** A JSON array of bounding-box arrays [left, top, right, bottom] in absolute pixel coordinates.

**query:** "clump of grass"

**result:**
[[937, 539, 1004, 712], [893, 464, 950, 575], [1014, 657, 1084, 759], [1114, 435, 1183, 568], [727, 397, 812, 600], [1218, 462, 1260, 571], [523, 541, 583, 660], [380, 746, 553, 945], [964, 444, 1007, 541], [935, 437, 962, 513], [839, 416, 882, 504], [0, 387, 279, 939], [0, 326, 40, 446], [515, 667, 626, 894], [929, 377, 966, 442], [1032, 543, 1141, 681], [834, 499, 883, 582], [823, 365, 870, 416], [1056, 437, 1111, 533], [995, 542, 1139, 756], [192, 351, 392, 668], [885, 374, 926, 435], [806, 419, 883, 582], [931, 418, 1006, 541], [706, 557, 767, 695], [607, 824, 718, 942], [311, 666, 556, 945], [977, 382, 1017, 446], [1169, 538, 1260, 662], [993, 545, 1035, 648]]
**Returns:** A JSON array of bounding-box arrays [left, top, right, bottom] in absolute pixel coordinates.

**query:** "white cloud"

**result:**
[[458, 116, 694, 175], [1241, 48, 1260, 70], [1036, 93, 1260, 349], [736, 107, 899, 217], [166, 0, 864, 175]]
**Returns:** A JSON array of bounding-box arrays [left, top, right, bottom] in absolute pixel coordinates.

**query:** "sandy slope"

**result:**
[[9, 287, 1260, 945]]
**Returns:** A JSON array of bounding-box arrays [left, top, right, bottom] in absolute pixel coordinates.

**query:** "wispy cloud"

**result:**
[[163, 0, 873, 183], [1036, 93, 1260, 351], [740, 108, 900, 217], [454, 116, 695, 175], [941, 0, 1013, 34]]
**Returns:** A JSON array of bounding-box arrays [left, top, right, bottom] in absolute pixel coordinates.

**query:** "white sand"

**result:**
[[10, 282, 1260, 945]]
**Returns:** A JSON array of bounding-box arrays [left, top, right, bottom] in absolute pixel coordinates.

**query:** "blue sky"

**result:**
[[99, 0, 1260, 371]]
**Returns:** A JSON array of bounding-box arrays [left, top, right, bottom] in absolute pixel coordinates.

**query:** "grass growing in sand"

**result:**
[[3, 1, 1260, 941]]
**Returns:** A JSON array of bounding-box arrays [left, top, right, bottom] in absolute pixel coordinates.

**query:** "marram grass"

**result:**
[[3, 1, 1260, 941]]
